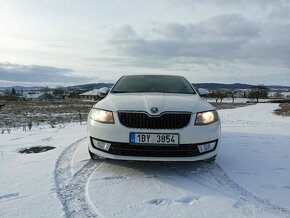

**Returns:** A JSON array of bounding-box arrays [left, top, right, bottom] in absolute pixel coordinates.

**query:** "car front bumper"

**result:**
[[87, 114, 221, 161], [88, 137, 218, 161]]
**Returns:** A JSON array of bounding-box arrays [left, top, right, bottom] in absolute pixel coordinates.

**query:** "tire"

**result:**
[[88, 148, 100, 160], [203, 155, 216, 163]]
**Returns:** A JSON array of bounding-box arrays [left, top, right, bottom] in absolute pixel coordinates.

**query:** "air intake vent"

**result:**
[[118, 112, 191, 129]]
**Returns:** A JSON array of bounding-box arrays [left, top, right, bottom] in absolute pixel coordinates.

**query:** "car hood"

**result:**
[[94, 93, 214, 115]]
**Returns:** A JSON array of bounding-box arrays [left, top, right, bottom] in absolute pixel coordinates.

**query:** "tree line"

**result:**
[[207, 85, 271, 103]]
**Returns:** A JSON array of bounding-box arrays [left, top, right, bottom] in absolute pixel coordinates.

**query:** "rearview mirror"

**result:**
[[198, 88, 209, 97], [98, 87, 110, 98]]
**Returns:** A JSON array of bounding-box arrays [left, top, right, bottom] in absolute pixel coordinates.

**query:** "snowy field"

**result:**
[[206, 97, 284, 103], [206, 97, 250, 103], [1, 103, 290, 218]]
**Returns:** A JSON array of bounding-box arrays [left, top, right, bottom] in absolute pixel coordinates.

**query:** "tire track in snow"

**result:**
[[54, 138, 289, 217], [54, 138, 103, 218], [166, 162, 290, 216]]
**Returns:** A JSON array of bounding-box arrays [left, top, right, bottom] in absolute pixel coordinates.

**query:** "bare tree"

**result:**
[[43, 86, 50, 94], [53, 86, 65, 99], [229, 90, 238, 103], [248, 85, 269, 103], [210, 91, 228, 103], [273, 92, 284, 99], [11, 88, 16, 96]]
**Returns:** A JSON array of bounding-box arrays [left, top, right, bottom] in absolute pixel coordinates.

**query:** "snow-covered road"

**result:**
[[1, 103, 290, 218]]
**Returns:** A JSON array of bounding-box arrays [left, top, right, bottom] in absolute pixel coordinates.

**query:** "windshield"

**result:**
[[111, 75, 196, 94]]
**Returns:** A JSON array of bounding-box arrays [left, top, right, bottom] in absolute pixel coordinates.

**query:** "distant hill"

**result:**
[[0, 86, 45, 91], [192, 83, 254, 90], [0, 83, 114, 92], [266, 85, 290, 90], [192, 83, 290, 90], [1, 83, 289, 91], [66, 83, 113, 91]]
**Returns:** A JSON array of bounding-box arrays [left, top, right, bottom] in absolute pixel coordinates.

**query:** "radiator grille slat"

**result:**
[[118, 112, 191, 129]]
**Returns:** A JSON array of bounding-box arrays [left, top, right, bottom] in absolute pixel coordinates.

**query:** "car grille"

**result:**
[[118, 112, 191, 129]]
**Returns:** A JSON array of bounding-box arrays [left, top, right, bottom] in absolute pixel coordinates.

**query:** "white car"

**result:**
[[87, 75, 221, 162]]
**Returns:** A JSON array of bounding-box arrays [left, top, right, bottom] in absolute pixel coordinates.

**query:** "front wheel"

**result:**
[[203, 155, 216, 163], [88, 148, 102, 160]]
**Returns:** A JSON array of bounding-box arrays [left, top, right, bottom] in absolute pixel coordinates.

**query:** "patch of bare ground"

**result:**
[[0, 100, 96, 128], [19, 146, 56, 154], [210, 102, 256, 110], [274, 103, 290, 117]]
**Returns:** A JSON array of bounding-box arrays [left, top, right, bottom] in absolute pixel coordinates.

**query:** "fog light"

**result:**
[[92, 138, 111, 151], [197, 141, 216, 153]]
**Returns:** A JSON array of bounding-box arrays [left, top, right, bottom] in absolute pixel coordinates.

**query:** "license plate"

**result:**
[[129, 133, 179, 145]]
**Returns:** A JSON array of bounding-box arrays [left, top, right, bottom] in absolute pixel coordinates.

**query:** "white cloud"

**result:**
[[1, 0, 290, 85], [107, 14, 261, 60]]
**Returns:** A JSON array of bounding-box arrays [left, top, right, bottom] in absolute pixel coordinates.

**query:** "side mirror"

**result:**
[[98, 87, 110, 98], [198, 88, 209, 97]]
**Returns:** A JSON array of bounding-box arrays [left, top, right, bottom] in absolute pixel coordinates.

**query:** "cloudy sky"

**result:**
[[1, 0, 290, 87]]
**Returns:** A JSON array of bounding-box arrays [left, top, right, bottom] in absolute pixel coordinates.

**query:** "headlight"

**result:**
[[90, 108, 115, 124], [195, 110, 218, 125]]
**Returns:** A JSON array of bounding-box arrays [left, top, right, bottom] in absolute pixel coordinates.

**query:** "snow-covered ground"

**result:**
[[206, 97, 284, 103], [1, 103, 290, 218], [206, 97, 250, 103]]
